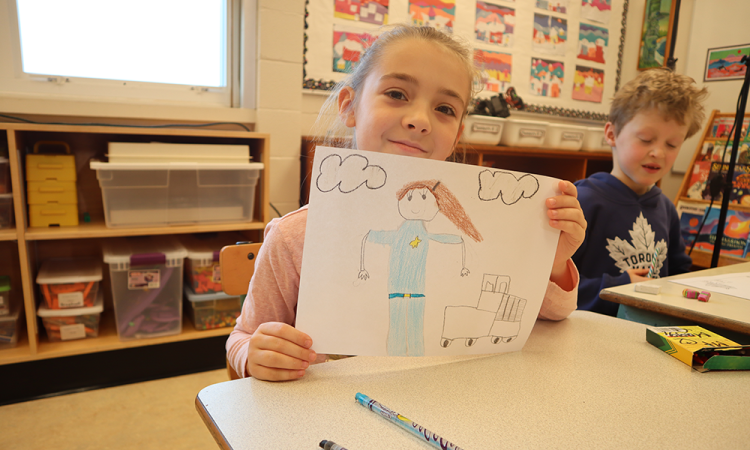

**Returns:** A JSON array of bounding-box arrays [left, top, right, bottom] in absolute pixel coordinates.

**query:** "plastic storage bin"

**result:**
[[36, 257, 102, 309], [103, 236, 187, 341], [499, 119, 548, 147], [543, 124, 587, 151], [37, 291, 104, 341], [182, 232, 247, 294], [90, 160, 264, 228], [0, 305, 20, 349], [0, 193, 13, 229], [582, 127, 611, 152], [0, 157, 9, 193], [459, 116, 506, 145], [184, 285, 243, 330], [0, 275, 10, 316]]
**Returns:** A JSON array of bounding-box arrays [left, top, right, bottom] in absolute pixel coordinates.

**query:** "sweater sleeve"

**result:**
[[576, 270, 631, 316], [537, 259, 579, 321]]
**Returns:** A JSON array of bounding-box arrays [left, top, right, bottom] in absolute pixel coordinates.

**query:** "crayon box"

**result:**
[[646, 326, 750, 372]]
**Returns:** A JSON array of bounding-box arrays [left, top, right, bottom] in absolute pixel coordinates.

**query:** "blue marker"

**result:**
[[319, 439, 349, 450], [355, 393, 464, 450]]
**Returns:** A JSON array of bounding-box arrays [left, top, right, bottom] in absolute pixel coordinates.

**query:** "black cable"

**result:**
[[0, 113, 251, 132]]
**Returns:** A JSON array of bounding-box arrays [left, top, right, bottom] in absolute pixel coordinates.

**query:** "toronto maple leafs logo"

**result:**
[[605, 213, 667, 275]]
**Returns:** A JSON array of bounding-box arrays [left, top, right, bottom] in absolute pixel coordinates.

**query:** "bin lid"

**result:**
[[184, 284, 238, 302], [36, 257, 103, 284], [103, 236, 188, 265], [90, 160, 264, 171], [37, 290, 104, 317], [181, 232, 249, 262], [0, 275, 9, 292]]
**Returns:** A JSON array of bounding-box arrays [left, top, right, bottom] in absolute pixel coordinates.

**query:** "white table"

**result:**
[[196, 311, 750, 449]]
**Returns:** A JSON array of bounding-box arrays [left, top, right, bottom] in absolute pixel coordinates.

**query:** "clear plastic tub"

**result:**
[[459, 116, 506, 145], [36, 257, 102, 309], [0, 275, 10, 316], [582, 127, 611, 152], [543, 124, 587, 151], [103, 236, 187, 341], [182, 232, 248, 294], [499, 119, 548, 147], [184, 284, 243, 330], [0, 305, 20, 349], [90, 160, 264, 228], [37, 291, 104, 341]]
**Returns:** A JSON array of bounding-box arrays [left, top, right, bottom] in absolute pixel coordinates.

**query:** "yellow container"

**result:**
[[29, 203, 79, 227], [26, 141, 76, 182], [27, 180, 78, 204]]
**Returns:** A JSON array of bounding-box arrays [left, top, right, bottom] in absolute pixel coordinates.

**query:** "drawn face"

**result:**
[[338, 39, 469, 161], [398, 188, 439, 221], [606, 108, 688, 196]]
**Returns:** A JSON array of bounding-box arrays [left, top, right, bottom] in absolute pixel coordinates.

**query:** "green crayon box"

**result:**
[[646, 326, 750, 372]]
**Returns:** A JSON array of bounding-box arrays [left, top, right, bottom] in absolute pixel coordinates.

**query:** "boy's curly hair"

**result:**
[[609, 68, 709, 139]]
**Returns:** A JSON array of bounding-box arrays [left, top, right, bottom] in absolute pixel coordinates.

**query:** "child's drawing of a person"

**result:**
[[359, 179, 483, 356]]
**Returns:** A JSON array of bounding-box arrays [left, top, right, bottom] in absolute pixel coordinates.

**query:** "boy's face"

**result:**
[[606, 108, 689, 196], [337, 39, 469, 161]]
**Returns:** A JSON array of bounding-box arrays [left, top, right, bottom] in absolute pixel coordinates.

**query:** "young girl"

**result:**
[[227, 24, 586, 381]]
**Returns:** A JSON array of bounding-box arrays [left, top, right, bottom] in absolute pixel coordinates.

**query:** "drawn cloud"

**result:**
[[316, 153, 387, 193], [478, 169, 540, 205]]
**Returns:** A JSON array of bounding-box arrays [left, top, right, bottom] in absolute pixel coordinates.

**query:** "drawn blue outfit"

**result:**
[[368, 219, 462, 356]]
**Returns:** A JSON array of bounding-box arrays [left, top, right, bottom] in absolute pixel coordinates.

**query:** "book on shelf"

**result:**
[[685, 161, 750, 206], [691, 206, 750, 258]]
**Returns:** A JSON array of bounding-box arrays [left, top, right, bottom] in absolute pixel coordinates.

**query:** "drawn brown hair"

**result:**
[[396, 180, 483, 243]]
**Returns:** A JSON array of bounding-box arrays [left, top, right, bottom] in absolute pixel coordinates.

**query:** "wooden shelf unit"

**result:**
[[0, 123, 270, 366], [674, 109, 750, 268], [301, 137, 613, 204]]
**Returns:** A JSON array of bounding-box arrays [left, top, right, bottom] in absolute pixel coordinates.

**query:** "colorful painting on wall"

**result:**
[[332, 26, 378, 74], [637, 0, 674, 70], [530, 57, 564, 98], [334, 0, 390, 25], [475, 2, 515, 47], [533, 13, 567, 56], [704, 44, 750, 82], [409, 0, 456, 33], [572, 66, 604, 103], [578, 23, 607, 64], [581, 0, 611, 24], [536, 0, 568, 14], [475, 49, 512, 93]]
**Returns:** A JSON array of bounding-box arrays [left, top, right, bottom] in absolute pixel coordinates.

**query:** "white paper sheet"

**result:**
[[670, 273, 750, 300], [296, 147, 561, 356]]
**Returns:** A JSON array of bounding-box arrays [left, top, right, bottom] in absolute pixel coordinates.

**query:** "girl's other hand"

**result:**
[[246, 322, 317, 381], [546, 180, 587, 290]]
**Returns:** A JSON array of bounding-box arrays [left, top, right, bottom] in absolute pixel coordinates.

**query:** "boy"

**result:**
[[573, 68, 708, 316]]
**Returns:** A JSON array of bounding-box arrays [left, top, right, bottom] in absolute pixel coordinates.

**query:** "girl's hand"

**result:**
[[546, 180, 587, 290], [246, 322, 318, 381]]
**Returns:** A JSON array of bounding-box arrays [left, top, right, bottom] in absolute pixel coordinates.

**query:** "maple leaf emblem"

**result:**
[[606, 213, 667, 275]]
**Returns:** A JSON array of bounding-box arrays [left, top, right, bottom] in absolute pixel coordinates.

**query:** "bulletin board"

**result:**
[[303, 0, 629, 122]]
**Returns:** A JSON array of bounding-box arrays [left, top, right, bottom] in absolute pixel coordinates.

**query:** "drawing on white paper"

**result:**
[[316, 153, 387, 193], [478, 169, 540, 204], [359, 179, 483, 356], [441, 274, 527, 348]]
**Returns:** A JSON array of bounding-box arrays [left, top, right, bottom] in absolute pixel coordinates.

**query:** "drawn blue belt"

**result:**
[[388, 293, 425, 299]]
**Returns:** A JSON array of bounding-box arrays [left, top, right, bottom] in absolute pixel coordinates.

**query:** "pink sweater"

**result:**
[[227, 206, 580, 377]]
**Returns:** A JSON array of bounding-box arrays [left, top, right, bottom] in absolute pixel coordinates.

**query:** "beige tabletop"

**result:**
[[196, 311, 750, 449], [600, 262, 750, 335]]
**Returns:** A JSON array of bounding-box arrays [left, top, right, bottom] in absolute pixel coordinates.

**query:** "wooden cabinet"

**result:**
[[301, 137, 613, 204], [0, 123, 269, 366], [673, 110, 750, 268]]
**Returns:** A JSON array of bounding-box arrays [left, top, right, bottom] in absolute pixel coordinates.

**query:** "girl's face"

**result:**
[[338, 39, 470, 161], [398, 188, 439, 221]]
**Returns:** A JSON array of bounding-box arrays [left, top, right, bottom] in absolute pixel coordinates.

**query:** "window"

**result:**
[[1, 0, 236, 107]]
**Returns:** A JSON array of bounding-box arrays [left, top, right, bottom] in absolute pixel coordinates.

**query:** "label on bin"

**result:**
[[212, 263, 222, 283], [60, 323, 86, 341], [128, 269, 160, 290], [58, 292, 84, 308]]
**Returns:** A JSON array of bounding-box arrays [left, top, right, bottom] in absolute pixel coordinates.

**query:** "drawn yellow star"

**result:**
[[410, 236, 421, 248]]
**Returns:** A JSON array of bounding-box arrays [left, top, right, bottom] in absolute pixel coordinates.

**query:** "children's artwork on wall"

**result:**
[[581, 0, 611, 24], [572, 65, 604, 103], [305, 0, 628, 120], [409, 0, 455, 33], [533, 13, 567, 56], [332, 25, 378, 74], [530, 57, 564, 98], [475, 49, 512, 93], [475, 1, 515, 47], [578, 22, 607, 64], [637, 0, 675, 70], [335, 0, 390, 25], [704, 44, 750, 82], [296, 146, 562, 357], [536, 0, 569, 14]]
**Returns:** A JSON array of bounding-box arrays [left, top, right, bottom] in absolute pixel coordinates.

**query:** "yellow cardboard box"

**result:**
[[646, 326, 750, 372]]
